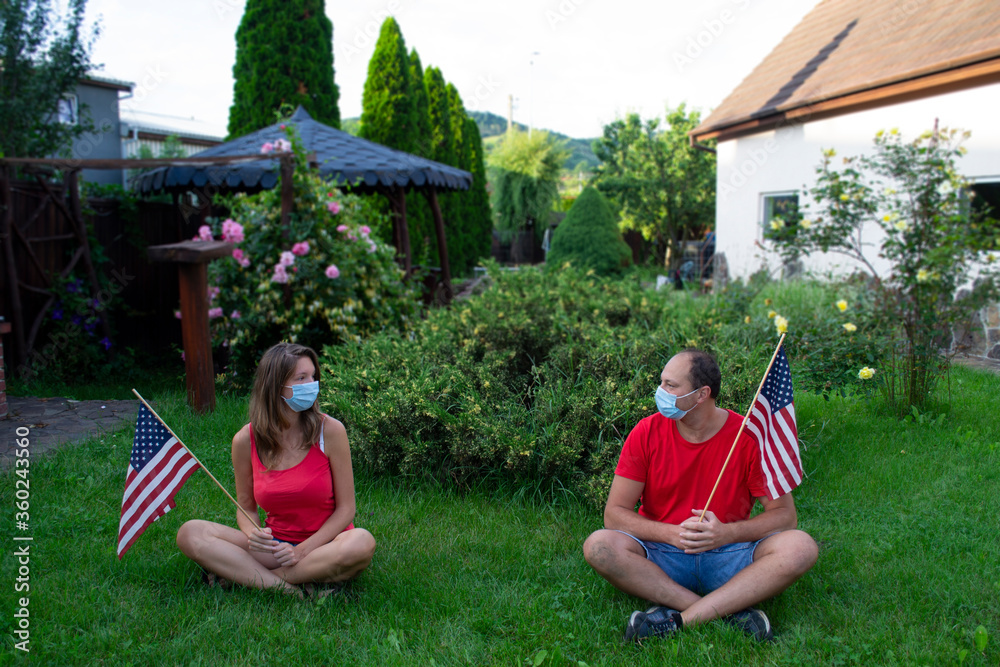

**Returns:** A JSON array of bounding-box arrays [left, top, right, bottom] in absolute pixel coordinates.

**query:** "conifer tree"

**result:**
[[424, 67, 454, 165], [406, 49, 435, 265], [462, 116, 494, 270], [359, 17, 414, 151], [228, 0, 340, 138], [548, 186, 632, 275]]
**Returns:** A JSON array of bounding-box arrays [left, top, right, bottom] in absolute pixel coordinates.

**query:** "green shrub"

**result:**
[[765, 128, 1000, 415], [320, 262, 780, 506], [547, 186, 631, 275]]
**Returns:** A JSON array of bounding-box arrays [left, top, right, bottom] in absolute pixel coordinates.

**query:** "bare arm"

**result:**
[[604, 474, 799, 554], [603, 475, 685, 547], [231, 426, 272, 549]]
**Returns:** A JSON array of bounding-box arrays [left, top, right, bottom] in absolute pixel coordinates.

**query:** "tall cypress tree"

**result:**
[[423, 67, 454, 166], [228, 0, 340, 138], [406, 49, 435, 265], [359, 17, 414, 151], [463, 116, 494, 270]]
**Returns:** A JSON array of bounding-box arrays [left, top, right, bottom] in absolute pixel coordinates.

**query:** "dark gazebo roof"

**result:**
[[134, 106, 472, 195]]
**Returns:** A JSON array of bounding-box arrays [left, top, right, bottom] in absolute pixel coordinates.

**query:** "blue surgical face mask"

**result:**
[[283, 381, 319, 412], [654, 386, 698, 420]]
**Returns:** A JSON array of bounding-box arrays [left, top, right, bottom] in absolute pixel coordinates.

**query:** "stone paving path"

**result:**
[[0, 396, 137, 470]]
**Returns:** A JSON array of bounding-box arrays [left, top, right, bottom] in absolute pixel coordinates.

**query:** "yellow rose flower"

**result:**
[[894, 220, 909, 232], [770, 217, 785, 231], [839, 194, 849, 201], [744, 316, 752, 324], [768, 310, 777, 319], [843, 322, 857, 332], [836, 300, 848, 312], [858, 367, 875, 380], [800, 218, 813, 229], [917, 269, 930, 282], [774, 315, 788, 334]]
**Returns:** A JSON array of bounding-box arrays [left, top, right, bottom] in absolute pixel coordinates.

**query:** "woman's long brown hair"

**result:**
[[248, 343, 322, 468]]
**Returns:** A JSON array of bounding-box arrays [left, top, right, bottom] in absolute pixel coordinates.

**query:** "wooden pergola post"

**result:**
[[423, 185, 453, 303], [387, 185, 413, 277], [147, 240, 233, 414]]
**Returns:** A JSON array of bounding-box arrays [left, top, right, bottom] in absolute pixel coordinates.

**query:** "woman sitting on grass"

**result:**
[[177, 342, 375, 596]]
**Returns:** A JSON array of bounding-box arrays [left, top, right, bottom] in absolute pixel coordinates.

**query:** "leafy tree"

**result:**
[[0, 0, 97, 159], [547, 186, 631, 275], [228, 0, 340, 138], [487, 129, 568, 250], [766, 127, 1000, 414], [359, 17, 414, 151], [593, 105, 715, 266]]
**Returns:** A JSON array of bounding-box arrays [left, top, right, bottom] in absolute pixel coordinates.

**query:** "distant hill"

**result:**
[[467, 110, 599, 172], [340, 111, 600, 172]]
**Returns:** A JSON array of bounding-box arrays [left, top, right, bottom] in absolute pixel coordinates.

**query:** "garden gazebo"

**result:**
[[133, 106, 473, 296]]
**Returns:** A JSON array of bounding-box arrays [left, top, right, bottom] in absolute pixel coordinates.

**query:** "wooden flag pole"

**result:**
[[132, 389, 259, 529], [698, 334, 786, 522]]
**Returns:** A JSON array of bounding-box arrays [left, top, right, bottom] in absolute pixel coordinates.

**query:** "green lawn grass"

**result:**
[[2, 367, 998, 665]]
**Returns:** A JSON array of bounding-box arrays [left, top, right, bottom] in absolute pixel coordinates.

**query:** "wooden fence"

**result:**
[[0, 177, 201, 374]]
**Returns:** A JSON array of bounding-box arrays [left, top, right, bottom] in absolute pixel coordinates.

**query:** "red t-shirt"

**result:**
[[249, 423, 352, 543], [615, 410, 769, 525]]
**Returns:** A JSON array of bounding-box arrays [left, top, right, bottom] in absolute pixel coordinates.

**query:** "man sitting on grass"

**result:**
[[583, 348, 818, 642]]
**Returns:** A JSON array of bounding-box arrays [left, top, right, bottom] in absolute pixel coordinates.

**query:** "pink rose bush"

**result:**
[[201, 123, 418, 384], [222, 219, 245, 244]]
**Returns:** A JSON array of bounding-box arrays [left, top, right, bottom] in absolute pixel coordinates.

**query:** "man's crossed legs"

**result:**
[[583, 528, 818, 642]]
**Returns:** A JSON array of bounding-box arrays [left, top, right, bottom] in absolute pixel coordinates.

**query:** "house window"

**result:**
[[56, 94, 78, 125], [970, 180, 1000, 219], [760, 192, 799, 235], [968, 180, 1000, 249]]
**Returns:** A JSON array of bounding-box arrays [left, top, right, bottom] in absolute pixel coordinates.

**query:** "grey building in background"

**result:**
[[61, 75, 134, 187]]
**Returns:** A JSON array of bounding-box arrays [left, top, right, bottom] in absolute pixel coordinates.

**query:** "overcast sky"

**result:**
[[82, 0, 823, 139]]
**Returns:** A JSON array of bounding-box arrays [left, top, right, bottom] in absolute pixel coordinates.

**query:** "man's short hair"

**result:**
[[679, 348, 721, 398]]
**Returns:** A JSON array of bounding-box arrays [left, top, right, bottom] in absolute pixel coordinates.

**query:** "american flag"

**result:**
[[117, 403, 200, 559], [745, 346, 802, 500]]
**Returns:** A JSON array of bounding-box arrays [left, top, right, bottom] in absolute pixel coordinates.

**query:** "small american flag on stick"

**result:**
[[745, 346, 802, 499], [117, 402, 200, 559]]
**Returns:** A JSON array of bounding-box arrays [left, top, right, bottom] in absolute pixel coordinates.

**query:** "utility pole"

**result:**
[[507, 94, 514, 135]]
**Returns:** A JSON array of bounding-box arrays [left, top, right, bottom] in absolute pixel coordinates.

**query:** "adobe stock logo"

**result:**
[[463, 74, 502, 111], [673, 0, 752, 73], [545, 0, 588, 30], [336, 0, 403, 65]]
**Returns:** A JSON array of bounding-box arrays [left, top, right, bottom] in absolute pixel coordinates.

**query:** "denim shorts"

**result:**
[[617, 530, 774, 595]]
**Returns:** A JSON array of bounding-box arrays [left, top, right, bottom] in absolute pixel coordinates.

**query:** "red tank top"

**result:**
[[249, 420, 352, 543]]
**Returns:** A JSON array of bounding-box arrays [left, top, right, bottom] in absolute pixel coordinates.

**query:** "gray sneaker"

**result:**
[[623, 606, 683, 642], [724, 607, 773, 641]]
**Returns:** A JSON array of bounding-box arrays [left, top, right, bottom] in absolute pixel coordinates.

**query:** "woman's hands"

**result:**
[[247, 526, 277, 553], [247, 526, 305, 567]]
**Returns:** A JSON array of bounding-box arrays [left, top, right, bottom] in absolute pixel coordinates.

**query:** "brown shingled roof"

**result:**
[[691, 0, 1000, 142]]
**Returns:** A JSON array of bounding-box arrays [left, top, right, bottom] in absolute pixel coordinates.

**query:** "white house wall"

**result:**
[[714, 82, 1000, 280]]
